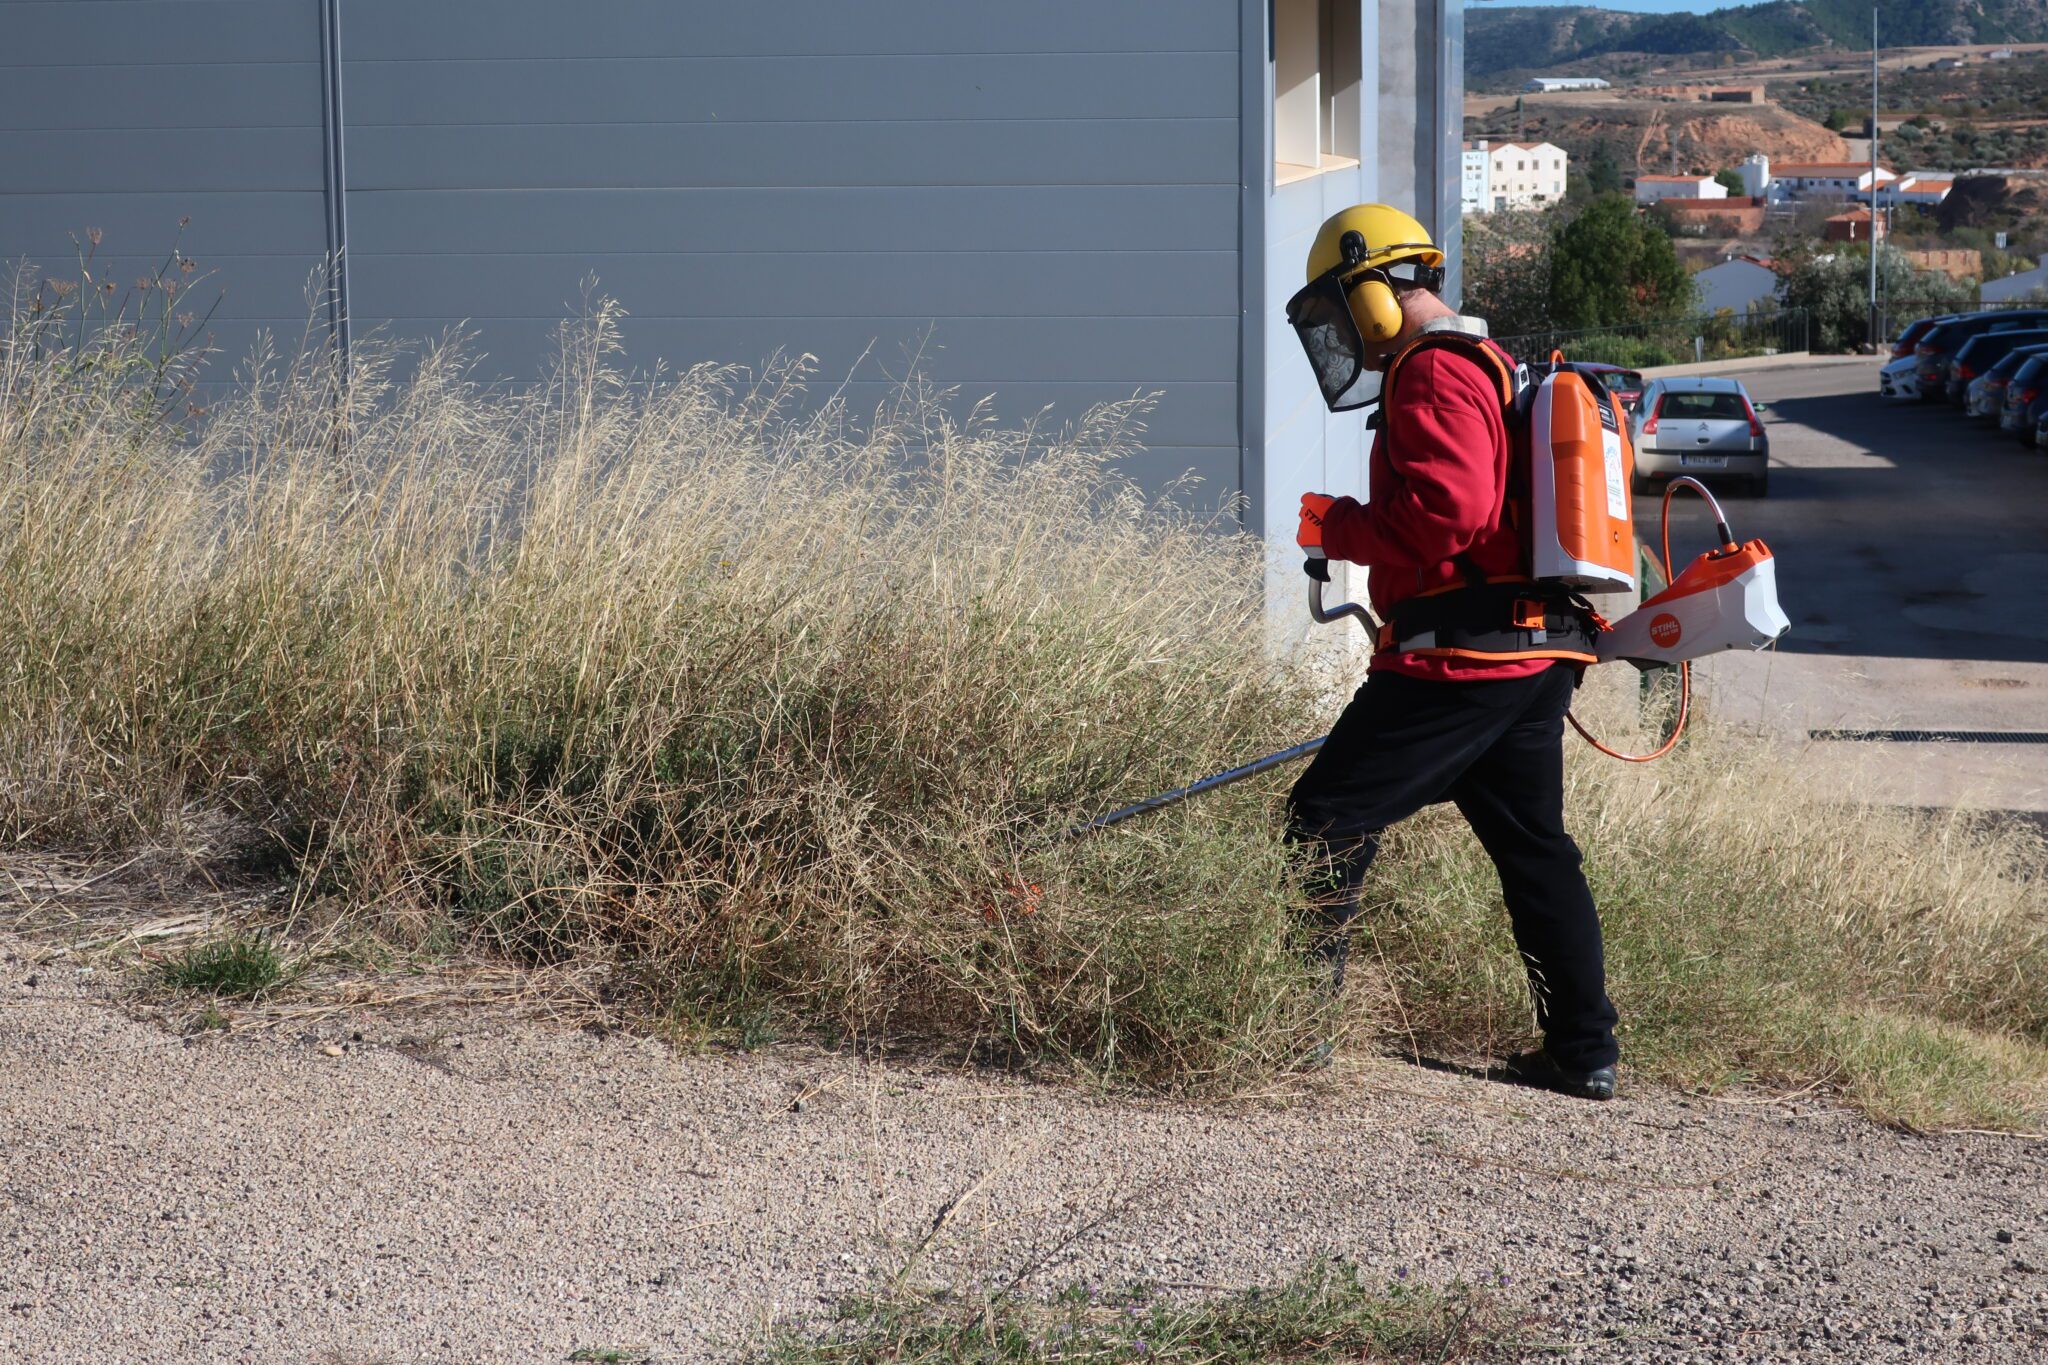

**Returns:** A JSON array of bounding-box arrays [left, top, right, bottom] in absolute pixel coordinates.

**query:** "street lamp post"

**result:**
[[1868, 8, 1879, 350]]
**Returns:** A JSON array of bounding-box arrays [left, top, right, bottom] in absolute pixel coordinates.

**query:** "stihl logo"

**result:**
[[1649, 613, 1682, 648]]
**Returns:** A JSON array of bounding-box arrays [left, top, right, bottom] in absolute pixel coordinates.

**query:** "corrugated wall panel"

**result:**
[[339, 2, 1238, 59], [344, 186, 1239, 255], [0, 1, 319, 66], [0, 1, 327, 367], [0, 1, 1246, 504], [344, 121, 1236, 191], [343, 53, 1239, 126], [337, 1, 1245, 497], [348, 252, 1239, 321]]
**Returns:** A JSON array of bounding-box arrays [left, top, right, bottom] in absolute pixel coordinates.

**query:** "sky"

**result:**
[[1468, 0, 1754, 11]]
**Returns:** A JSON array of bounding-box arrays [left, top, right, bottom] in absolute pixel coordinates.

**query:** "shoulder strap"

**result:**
[[1382, 331, 1520, 413]]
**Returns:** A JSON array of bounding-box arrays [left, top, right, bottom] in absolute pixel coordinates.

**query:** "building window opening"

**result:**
[[1275, 0, 1361, 185]]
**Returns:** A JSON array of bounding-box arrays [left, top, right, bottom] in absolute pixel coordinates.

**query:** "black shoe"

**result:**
[[1501, 1048, 1616, 1101]]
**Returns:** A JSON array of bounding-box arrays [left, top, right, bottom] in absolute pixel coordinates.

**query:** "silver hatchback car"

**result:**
[[1629, 376, 1771, 497]]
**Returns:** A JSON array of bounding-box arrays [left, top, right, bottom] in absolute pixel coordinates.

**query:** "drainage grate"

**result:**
[[1808, 729, 2048, 745]]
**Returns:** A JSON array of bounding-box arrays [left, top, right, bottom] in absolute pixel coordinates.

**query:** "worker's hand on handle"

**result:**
[[1297, 492, 1337, 553]]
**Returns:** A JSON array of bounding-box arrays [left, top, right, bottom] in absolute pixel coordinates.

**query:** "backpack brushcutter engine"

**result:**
[[1060, 475, 1787, 837]]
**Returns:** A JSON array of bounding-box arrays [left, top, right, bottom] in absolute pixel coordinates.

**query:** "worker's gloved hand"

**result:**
[[1297, 492, 1337, 551]]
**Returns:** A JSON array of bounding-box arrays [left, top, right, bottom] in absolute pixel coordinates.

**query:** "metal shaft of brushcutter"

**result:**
[[1053, 552, 1373, 841]]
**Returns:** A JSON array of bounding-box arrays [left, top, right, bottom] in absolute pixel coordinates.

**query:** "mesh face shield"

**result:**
[[1285, 270, 1376, 412], [1285, 254, 1445, 413]]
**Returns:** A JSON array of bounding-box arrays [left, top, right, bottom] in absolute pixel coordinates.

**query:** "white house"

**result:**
[[1692, 256, 1779, 314], [1983, 263, 2048, 303], [1880, 175, 1954, 207], [1486, 141, 1569, 209], [1462, 141, 1492, 214], [1524, 77, 1610, 93], [1633, 174, 1729, 205], [1765, 161, 1898, 204]]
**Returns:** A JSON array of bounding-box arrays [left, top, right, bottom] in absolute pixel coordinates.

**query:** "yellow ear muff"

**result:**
[[1351, 276, 1403, 341]]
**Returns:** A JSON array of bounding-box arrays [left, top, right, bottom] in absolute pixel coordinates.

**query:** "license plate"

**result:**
[[1679, 454, 1727, 468]]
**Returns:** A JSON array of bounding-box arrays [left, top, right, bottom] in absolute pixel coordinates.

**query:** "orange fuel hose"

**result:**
[[1565, 478, 1709, 763]]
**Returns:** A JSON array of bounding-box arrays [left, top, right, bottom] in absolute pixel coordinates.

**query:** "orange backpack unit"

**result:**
[[1368, 332, 1638, 665]]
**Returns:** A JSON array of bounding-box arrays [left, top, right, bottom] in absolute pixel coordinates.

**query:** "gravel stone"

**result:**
[[2, 929, 2045, 1363]]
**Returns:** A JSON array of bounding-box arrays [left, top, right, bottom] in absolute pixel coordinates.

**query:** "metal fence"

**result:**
[[1495, 309, 1812, 371]]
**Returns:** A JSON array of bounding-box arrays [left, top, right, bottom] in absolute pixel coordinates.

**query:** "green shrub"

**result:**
[[159, 935, 290, 998]]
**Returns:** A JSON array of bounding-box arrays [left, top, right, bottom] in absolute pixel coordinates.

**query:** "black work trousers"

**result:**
[[1285, 663, 1620, 1072]]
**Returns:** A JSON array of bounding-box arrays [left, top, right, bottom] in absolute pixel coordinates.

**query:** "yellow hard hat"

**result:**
[[1286, 204, 1445, 412], [1305, 203, 1443, 283]]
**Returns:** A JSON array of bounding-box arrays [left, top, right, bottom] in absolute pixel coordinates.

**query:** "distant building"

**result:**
[[1653, 196, 1767, 236], [1900, 249, 1982, 283], [1932, 57, 1966, 71], [1633, 174, 1729, 205], [1983, 263, 2048, 303], [1691, 256, 1779, 314], [1989, 48, 2016, 61], [1462, 141, 1492, 214], [1754, 159, 1898, 204], [1881, 175, 1954, 207], [1706, 86, 1766, 104], [1823, 209, 1886, 243], [1524, 77, 1610, 93], [1739, 153, 1773, 199], [1485, 141, 1568, 209]]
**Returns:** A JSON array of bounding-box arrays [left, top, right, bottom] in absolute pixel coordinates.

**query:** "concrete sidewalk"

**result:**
[[1637, 352, 1877, 380]]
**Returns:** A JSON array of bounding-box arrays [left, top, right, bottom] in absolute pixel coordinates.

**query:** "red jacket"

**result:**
[[1318, 338, 1551, 682]]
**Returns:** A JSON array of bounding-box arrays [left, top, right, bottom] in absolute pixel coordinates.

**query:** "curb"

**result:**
[[1637, 352, 1877, 379]]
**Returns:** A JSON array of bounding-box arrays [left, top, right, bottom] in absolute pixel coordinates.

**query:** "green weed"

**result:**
[[762, 1260, 1518, 1364], [158, 935, 289, 999]]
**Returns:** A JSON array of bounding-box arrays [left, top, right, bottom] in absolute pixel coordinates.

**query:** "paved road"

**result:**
[[1643, 358, 2048, 812]]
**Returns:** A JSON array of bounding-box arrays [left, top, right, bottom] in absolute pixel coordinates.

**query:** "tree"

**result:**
[[1774, 246, 1972, 352], [1544, 194, 1696, 331], [1461, 210, 1553, 338], [1714, 169, 1745, 196], [1588, 151, 1624, 197]]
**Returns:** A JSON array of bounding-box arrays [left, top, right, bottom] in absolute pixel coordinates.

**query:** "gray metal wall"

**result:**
[[1, 0, 1245, 504], [0, 1, 331, 375]]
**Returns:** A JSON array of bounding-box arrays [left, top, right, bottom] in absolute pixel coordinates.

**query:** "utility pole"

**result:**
[[1868, 8, 1880, 350]]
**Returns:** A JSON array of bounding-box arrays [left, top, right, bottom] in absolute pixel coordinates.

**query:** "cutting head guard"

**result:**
[[1286, 204, 1446, 411]]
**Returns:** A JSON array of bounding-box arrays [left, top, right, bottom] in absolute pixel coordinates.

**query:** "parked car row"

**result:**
[[1879, 308, 2048, 449]]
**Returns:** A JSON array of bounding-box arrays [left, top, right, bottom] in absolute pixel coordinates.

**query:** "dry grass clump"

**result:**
[[2, 283, 2043, 1124], [1359, 689, 2048, 1128], [0, 297, 1325, 1086]]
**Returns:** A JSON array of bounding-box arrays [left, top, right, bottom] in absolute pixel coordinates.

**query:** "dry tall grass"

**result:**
[[0, 299, 1326, 1085], [2, 291, 2043, 1124]]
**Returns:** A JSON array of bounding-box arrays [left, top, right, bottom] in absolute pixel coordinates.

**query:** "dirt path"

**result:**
[[3, 935, 2044, 1364]]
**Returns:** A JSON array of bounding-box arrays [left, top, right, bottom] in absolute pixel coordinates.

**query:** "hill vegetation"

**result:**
[[1469, 0, 2048, 80]]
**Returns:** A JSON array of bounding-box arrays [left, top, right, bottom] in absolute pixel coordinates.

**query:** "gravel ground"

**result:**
[[3, 935, 2045, 1365]]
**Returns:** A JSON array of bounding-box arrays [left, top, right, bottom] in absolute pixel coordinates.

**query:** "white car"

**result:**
[[1630, 376, 1771, 497], [1879, 353, 1921, 399]]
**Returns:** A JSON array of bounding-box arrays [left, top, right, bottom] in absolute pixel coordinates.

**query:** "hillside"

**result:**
[[1466, 96, 1852, 176], [1469, 0, 2048, 79]]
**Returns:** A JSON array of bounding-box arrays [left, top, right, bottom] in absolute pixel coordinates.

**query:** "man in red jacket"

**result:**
[[1283, 204, 1618, 1100]]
